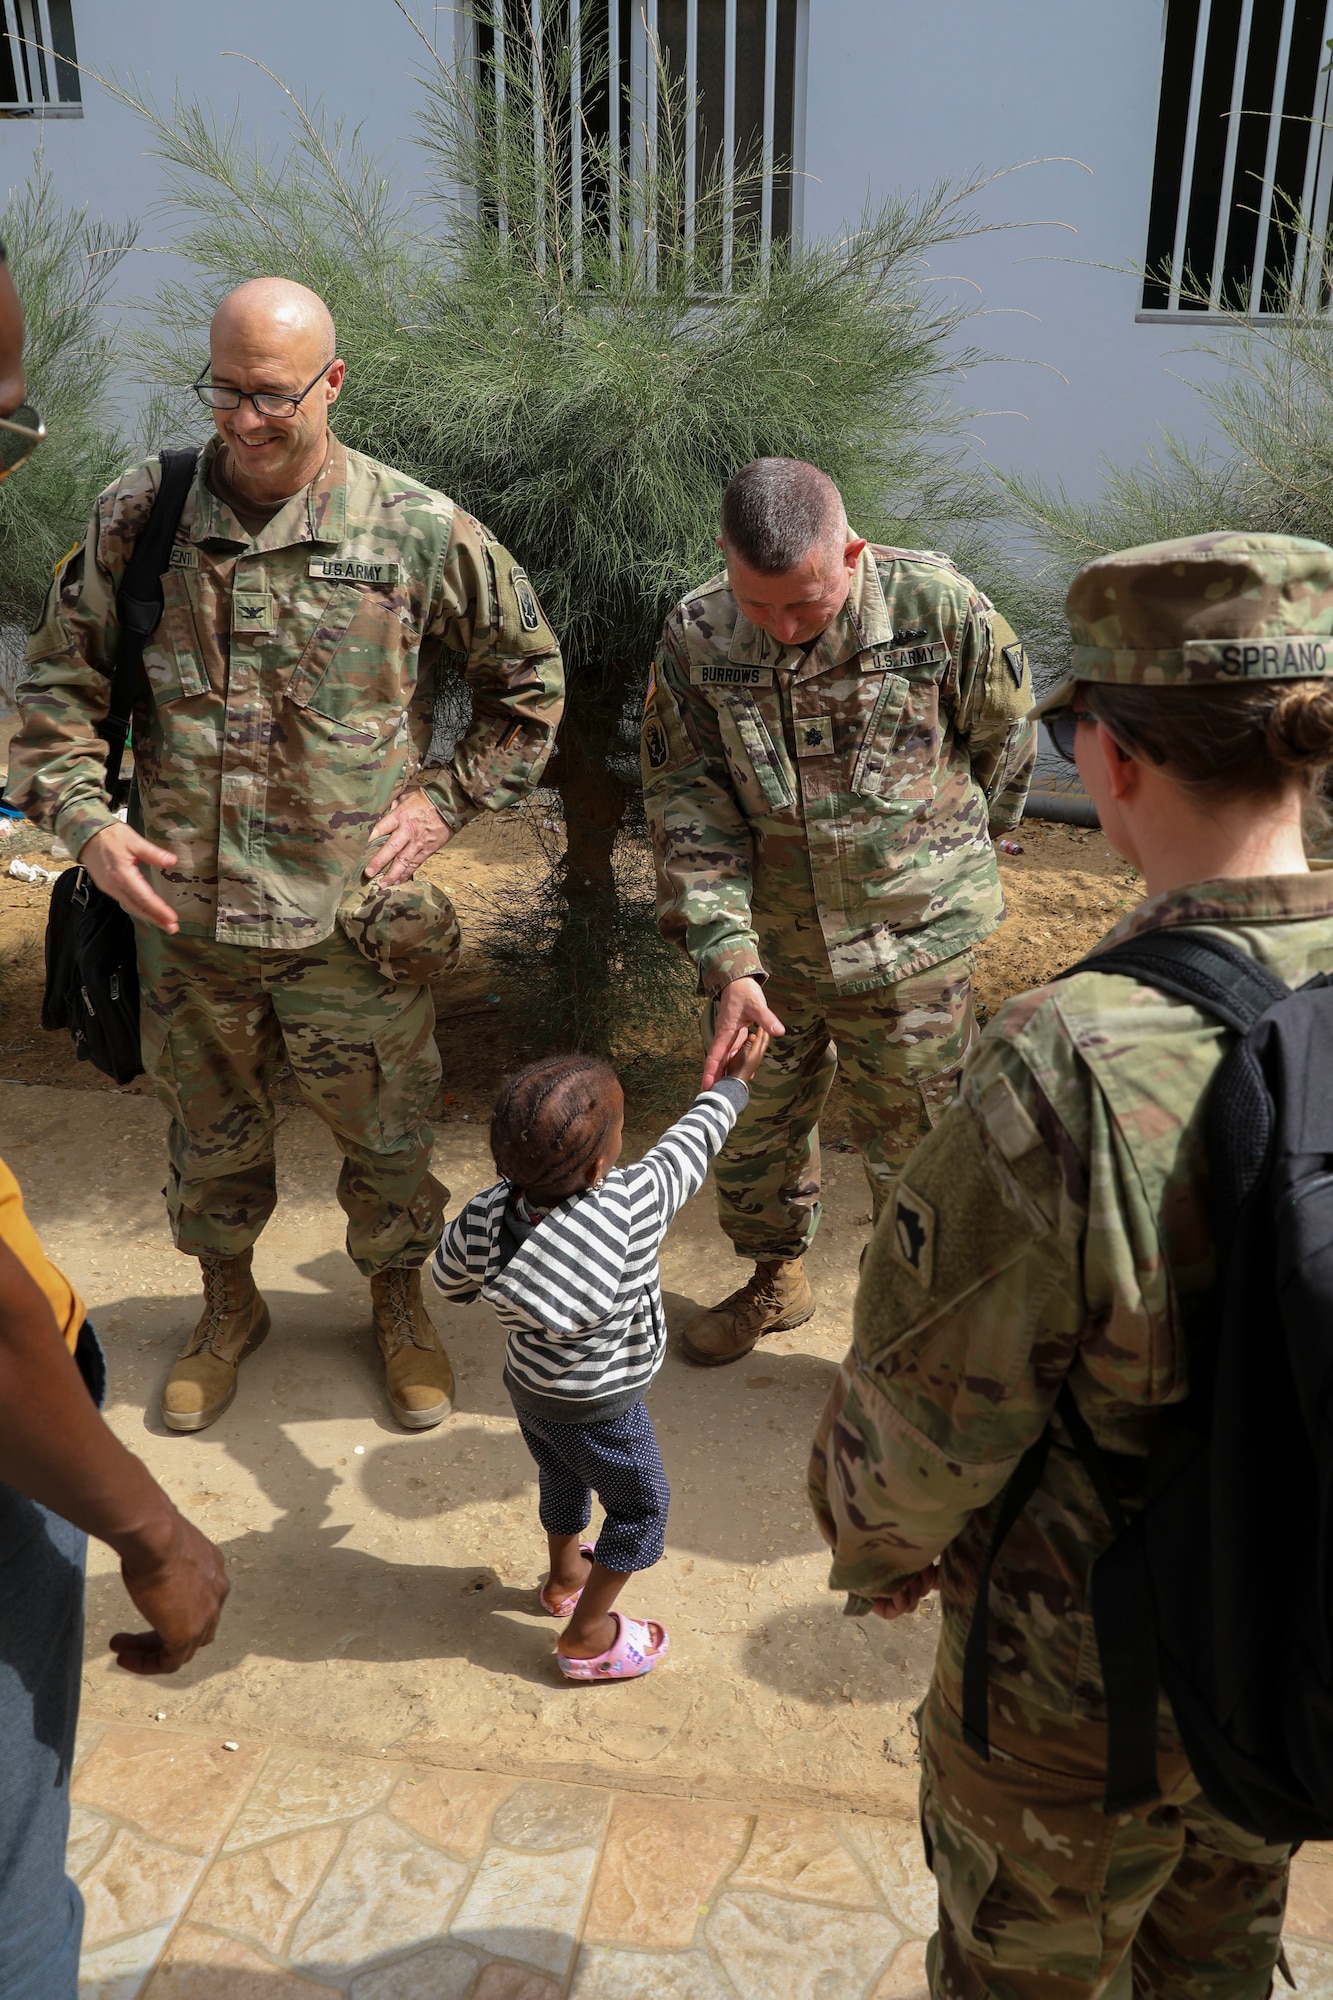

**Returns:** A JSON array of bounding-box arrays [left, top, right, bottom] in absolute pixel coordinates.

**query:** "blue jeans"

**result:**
[[0, 1322, 104, 1999]]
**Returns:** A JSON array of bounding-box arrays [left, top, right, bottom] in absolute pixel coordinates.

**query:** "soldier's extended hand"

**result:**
[[702, 976, 785, 1090], [110, 1509, 230, 1675], [79, 821, 179, 933], [364, 786, 453, 888], [871, 1563, 940, 1621]]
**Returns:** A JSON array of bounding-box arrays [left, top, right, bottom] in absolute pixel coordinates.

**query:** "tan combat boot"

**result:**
[[161, 1251, 271, 1433], [680, 1257, 815, 1366], [371, 1266, 455, 1429]]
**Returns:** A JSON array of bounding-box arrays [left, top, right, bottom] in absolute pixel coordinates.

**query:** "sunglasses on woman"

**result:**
[[1044, 707, 1097, 765]]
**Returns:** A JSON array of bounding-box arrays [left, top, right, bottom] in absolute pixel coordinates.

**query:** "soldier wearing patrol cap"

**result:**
[[810, 531, 1333, 1996], [641, 457, 1035, 1364], [9, 277, 564, 1436]]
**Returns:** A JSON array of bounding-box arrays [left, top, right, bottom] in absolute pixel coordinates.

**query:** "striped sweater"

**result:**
[[430, 1081, 747, 1423]]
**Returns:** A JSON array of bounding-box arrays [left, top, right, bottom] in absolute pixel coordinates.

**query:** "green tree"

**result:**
[[106, 7, 1016, 1049], [0, 164, 132, 698]]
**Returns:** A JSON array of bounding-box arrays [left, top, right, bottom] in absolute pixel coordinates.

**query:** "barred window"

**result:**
[[474, 1, 805, 285], [0, 0, 81, 117], [1141, 0, 1333, 317]]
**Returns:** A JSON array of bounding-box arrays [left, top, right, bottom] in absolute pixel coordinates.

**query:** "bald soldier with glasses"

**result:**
[[9, 276, 565, 1437]]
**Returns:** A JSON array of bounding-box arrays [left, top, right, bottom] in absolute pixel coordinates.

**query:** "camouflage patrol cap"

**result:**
[[1031, 531, 1333, 718]]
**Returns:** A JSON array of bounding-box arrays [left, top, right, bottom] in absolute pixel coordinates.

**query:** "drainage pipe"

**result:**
[[1021, 788, 1100, 830]]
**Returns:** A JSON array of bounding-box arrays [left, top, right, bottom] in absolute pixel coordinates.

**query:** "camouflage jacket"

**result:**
[[9, 436, 564, 947], [809, 868, 1333, 1729], [641, 544, 1034, 996]]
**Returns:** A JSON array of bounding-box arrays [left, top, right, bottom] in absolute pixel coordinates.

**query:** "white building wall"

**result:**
[[801, 0, 1225, 496], [0, 0, 1221, 497]]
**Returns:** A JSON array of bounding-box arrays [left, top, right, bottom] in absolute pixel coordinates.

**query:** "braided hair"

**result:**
[[490, 1053, 623, 1205]]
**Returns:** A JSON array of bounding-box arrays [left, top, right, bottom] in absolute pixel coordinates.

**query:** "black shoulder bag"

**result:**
[[40, 448, 199, 1084]]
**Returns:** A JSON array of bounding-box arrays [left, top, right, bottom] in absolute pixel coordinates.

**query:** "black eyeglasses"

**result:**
[[1045, 707, 1096, 765], [0, 402, 44, 481], [192, 359, 335, 420]]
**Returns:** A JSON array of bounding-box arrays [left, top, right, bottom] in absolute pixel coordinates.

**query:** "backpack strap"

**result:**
[[98, 447, 199, 809], [1064, 929, 1290, 1032], [961, 1420, 1053, 1759]]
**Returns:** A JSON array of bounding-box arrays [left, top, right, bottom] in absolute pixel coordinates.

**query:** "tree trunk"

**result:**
[[542, 680, 632, 1053]]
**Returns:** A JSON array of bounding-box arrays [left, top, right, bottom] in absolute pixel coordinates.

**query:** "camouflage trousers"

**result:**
[[918, 1679, 1290, 2000], [135, 923, 447, 1276], [710, 951, 976, 1261]]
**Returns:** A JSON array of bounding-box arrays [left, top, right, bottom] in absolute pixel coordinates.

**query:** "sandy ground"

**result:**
[[0, 754, 1143, 1818]]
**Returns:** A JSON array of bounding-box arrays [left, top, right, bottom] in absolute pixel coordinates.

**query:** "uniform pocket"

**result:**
[[137, 1004, 188, 1130], [717, 691, 795, 812], [851, 672, 910, 797], [920, 1770, 1001, 1962], [143, 571, 210, 705], [372, 987, 441, 1147], [919, 1057, 966, 1130], [285, 583, 405, 724]]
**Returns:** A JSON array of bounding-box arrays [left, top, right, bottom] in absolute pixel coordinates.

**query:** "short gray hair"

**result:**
[[720, 458, 847, 575]]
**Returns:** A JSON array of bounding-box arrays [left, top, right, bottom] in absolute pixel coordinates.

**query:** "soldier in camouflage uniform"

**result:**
[[642, 457, 1033, 1363], [9, 278, 564, 1434], [810, 531, 1333, 1997]]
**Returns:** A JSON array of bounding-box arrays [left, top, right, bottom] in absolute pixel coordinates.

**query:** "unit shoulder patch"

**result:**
[[1002, 641, 1026, 688], [888, 1183, 936, 1288], [643, 716, 670, 771], [511, 567, 542, 633]]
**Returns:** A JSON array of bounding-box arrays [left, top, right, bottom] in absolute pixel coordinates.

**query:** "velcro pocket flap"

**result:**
[[719, 691, 795, 810], [285, 583, 364, 709]]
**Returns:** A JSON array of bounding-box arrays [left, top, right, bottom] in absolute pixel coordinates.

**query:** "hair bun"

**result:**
[[1267, 681, 1333, 768]]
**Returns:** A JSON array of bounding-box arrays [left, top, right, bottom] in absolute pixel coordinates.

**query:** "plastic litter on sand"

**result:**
[[8, 858, 59, 884]]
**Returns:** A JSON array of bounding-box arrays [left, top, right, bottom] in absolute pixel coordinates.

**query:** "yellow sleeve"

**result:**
[[0, 1157, 84, 1353]]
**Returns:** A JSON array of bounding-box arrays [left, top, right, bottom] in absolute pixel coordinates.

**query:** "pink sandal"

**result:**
[[556, 1613, 670, 1682], [539, 1545, 597, 1618]]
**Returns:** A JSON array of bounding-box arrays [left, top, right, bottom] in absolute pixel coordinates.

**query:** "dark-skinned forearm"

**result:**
[[0, 1241, 179, 1562]]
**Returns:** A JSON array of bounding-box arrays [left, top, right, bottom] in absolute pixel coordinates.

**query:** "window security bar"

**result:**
[[0, 0, 80, 115], [476, 1, 802, 289], [1142, 0, 1333, 319]]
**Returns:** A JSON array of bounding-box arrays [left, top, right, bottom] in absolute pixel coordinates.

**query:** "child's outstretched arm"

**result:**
[[638, 1028, 770, 1237]]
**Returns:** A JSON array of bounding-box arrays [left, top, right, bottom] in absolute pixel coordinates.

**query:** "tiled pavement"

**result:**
[[69, 1718, 1333, 1999]]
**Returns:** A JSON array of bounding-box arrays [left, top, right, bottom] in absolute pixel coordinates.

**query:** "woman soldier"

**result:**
[[809, 531, 1333, 1998]]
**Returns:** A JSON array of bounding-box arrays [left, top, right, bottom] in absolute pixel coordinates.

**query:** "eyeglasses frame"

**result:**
[[191, 358, 337, 421], [0, 403, 45, 483]]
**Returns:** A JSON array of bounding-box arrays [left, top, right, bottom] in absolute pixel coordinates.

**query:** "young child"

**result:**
[[431, 1032, 768, 1680]]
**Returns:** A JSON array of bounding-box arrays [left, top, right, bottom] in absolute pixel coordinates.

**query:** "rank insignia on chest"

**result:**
[[691, 662, 774, 688], [231, 591, 275, 636], [643, 717, 670, 771], [168, 544, 200, 571], [888, 1184, 936, 1287], [308, 556, 404, 586], [1002, 642, 1026, 688], [795, 714, 833, 756]]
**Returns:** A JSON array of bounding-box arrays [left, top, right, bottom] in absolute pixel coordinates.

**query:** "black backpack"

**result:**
[[963, 927, 1333, 1844], [39, 448, 198, 1084]]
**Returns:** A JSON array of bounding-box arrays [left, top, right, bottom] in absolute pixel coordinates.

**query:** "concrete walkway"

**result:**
[[67, 1716, 1333, 1999]]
